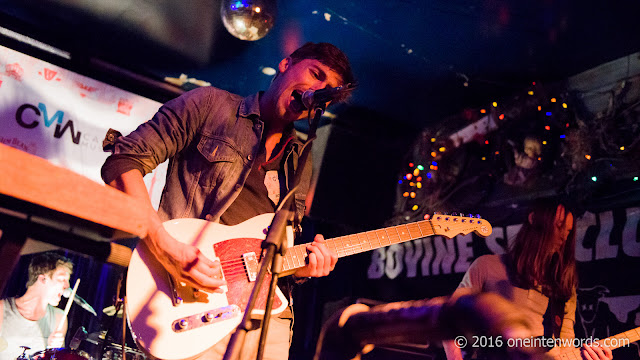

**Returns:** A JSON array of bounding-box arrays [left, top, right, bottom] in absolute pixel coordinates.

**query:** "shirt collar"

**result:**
[[239, 91, 300, 145], [239, 92, 262, 119]]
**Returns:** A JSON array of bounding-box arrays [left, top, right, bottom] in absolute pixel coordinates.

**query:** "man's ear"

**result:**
[[39, 274, 47, 283], [528, 212, 535, 225], [278, 57, 292, 74]]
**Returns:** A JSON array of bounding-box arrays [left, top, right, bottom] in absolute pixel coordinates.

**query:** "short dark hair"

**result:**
[[27, 252, 73, 287], [289, 42, 356, 102]]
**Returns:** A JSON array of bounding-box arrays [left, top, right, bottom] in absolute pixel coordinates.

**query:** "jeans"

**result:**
[[203, 317, 293, 360]]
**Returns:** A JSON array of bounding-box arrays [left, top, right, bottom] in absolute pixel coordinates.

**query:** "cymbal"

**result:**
[[0, 336, 7, 352], [102, 305, 124, 317]]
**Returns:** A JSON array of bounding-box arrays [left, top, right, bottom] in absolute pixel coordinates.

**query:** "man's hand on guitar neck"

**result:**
[[293, 234, 338, 278]]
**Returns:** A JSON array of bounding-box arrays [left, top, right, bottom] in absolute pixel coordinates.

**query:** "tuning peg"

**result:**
[[433, 211, 440, 215], [452, 212, 458, 216], [467, 213, 473, 218], [476, 214, 482, 219]]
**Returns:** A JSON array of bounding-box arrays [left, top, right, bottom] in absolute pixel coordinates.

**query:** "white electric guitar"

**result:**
[[126, 213, 492, 360]]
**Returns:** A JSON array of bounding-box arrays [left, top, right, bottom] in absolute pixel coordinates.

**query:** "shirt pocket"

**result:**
[[196, 135, 241, 189]]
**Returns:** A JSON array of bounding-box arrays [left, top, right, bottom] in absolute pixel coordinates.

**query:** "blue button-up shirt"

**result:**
[[102, 86, 310, 223]]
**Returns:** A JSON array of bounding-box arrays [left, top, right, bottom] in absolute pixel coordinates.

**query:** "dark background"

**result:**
[[1, 0, 640, 359]]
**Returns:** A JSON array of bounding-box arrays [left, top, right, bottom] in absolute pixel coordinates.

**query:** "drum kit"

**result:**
[[0, 145, 155, 360], [14, 342, 145, 360], [5, 276, 146, 360]]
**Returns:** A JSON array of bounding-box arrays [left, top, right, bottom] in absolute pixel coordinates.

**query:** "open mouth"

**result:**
[[290, 90, 306, 112]]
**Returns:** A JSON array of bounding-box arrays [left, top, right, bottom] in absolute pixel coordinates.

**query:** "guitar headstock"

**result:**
[[429, 213, 492, 238]]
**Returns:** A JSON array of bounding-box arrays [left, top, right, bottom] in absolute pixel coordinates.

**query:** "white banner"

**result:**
[[0, 44, 167, 208]]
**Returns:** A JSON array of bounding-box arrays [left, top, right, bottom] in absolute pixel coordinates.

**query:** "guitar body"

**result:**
[[126, 212, 494, 360], [126, 214, 289, 360]]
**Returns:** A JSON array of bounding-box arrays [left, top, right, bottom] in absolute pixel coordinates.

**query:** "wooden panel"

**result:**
[[0, 143, 147, 239]]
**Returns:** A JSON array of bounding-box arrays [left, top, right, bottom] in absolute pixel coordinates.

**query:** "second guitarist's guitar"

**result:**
[[549, 326, 640, 359], [126, 213, 492, 360]]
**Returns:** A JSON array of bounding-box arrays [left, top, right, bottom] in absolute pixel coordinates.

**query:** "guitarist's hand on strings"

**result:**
[[294, 234, 338, 278], [580, 343, 613, 360], [149, 223, 226, 293], [109, 169, 226, 292]]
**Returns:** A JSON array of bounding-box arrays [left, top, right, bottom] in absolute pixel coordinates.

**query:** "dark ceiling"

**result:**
[[2, 0, 640, 130]]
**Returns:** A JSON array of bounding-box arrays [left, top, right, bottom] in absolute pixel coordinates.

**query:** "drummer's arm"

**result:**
[[48, 314, 67, 348]]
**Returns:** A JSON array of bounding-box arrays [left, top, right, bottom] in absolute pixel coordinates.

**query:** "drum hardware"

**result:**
[[98, 272, 129, 360], [101, 344, 145, 360], [69, 327, 88, 352], [101, 307, 123, 318], [17, 346, 31, 360], [30, 348, 89, 360]]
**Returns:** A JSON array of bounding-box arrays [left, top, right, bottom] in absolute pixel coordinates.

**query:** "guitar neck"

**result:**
[[552, 326, 640, 359], [603, 326, 640, 350], [281, 220, 436, 273]]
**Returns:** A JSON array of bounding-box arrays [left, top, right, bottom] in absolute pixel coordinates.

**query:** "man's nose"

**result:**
[[311, 82, 332, 91]]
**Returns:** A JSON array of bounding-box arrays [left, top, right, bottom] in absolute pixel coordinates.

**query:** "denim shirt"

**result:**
[[102, 86, 310, 223]]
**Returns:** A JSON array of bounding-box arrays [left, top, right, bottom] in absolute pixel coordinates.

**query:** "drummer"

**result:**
[[0, 252, 73, 360]]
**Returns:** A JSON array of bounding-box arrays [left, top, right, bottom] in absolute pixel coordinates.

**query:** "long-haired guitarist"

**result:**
[[102, 42, 356, 359], [443, 199, 614, 360]]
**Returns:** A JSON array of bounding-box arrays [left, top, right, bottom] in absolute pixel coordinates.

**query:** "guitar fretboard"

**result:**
[[281, 219, 436, 272], [552, 326, 640, 359]]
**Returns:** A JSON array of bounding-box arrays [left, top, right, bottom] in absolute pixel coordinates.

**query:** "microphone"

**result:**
[[301, 84, 354, 109], [62, 288, 97, 316]]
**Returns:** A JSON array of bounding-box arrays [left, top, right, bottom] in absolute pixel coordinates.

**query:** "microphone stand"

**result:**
[[223, 105, 324, 360], [100, 272, 126, 360]]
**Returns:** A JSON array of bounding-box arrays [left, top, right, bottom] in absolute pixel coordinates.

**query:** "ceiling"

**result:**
[[2, 0, 640, 130]]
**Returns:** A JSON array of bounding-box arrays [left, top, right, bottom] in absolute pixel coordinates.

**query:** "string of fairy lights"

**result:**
[[396, 79, 640, 220]]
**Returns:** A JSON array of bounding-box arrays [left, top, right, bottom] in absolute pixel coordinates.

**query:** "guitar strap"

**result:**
[[285, 140, 307, 233]]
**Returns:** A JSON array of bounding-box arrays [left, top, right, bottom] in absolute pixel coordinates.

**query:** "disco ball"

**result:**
[[221, 0, 277, 41]]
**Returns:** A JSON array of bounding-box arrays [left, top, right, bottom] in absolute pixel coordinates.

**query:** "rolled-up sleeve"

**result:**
[[101, 87, 214, 184]]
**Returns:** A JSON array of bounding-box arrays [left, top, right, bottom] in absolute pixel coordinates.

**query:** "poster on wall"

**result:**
[[0, 44, 167, 207]]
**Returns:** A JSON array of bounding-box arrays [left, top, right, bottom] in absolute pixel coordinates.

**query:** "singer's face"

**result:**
[[264, 58, 343, 124], [44, 266, 71, 306]]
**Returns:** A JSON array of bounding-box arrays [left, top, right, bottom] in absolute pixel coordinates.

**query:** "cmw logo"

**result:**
[[16, 102, 82, 144]]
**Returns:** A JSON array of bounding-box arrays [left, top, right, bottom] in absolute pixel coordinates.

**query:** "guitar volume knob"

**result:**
[[205, 312, 215, 322], [178, 319, 189, 329]]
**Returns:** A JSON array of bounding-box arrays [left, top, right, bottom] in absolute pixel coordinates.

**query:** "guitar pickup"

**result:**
[[171, 305, 241, 333], [242, 252, 258, 282]]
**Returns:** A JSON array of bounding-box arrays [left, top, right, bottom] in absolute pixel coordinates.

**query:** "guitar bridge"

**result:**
[[243, 252, 258, 282]]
